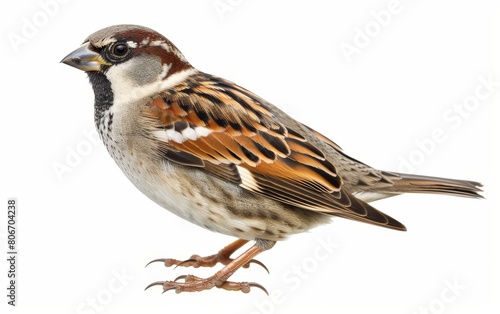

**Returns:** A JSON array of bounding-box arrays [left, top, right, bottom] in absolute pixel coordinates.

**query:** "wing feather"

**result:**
[[140, 71, 406, 231]]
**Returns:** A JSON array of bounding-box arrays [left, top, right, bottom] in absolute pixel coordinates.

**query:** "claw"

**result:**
[[145, 258, 166, 268], [248, 282, 269, 295], [174, 275, 188, 282], [247, 259, 269, 273], [144, 281, 165, 291]]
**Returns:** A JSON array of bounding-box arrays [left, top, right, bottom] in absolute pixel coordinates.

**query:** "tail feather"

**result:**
[[383, 172, 483, 199]]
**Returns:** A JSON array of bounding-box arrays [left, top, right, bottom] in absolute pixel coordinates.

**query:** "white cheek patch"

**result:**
[[106, 65, 198, 107], [152, 126, 212, 144]]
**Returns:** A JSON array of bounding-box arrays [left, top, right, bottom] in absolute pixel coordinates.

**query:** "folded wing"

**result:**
[[140, 72, 407, 231]]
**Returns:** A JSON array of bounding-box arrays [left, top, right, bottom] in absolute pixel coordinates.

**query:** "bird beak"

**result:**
[[61, 43, 110, 71]]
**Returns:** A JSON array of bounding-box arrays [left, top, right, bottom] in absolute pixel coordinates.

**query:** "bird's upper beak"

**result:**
[[61, 43, 110, 71]]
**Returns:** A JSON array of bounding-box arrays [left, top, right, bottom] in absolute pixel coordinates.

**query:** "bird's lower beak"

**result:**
[[61, 43, 110, 71]]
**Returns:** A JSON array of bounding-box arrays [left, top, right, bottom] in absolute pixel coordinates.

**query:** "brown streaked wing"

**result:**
[[140, 72, 406, 231]]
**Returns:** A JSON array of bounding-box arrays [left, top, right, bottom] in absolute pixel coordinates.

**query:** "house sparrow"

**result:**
[[61, 24, 482, 294]]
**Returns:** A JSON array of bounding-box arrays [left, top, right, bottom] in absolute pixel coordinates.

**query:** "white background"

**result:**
[[1, 0, 499, 313]]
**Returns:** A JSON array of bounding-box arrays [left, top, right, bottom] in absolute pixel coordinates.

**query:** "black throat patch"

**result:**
[[88, 71, 113, 128]]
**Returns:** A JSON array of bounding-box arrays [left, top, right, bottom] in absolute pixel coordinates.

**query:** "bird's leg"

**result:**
[[147, 238, 268, 271], [146, 239, 275, 294]]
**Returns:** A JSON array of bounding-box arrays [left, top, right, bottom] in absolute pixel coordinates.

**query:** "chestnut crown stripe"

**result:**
[[87, 26, 192, 75]]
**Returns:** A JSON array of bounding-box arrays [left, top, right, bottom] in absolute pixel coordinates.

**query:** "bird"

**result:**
[[61, 24, 483, 294]]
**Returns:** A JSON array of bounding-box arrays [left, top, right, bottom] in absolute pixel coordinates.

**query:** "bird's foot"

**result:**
[[145, 274, 268, 294], [146, 239, 268, 272], [145, 239, 275, 294]]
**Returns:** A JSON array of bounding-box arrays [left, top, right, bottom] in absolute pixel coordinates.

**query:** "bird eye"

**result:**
[[113, 43, 128, 56], [106, 42, 132, 62]]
